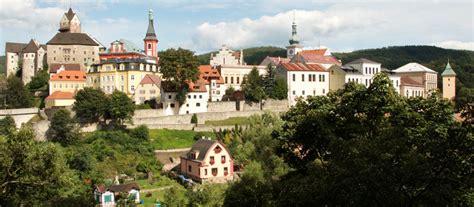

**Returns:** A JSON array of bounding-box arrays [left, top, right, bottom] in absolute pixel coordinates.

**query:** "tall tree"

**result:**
[[0, 115, 15, 135], [159, 48, 200, 105], [269, 77, 288, 100], [46, 109, 81, 146], [27, 68, 49, 91], [5, 75, 33, 108], [273, 73, 473, 206], [72, 87, 109, 125], [107, 90, 135, 126], [241, 67, 266, 103]]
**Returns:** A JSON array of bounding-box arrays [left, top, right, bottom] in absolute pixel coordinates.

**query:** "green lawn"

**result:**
[[149, 129, 214, 150], [131, 176, 185, 207], [204, 116, 250, 126]]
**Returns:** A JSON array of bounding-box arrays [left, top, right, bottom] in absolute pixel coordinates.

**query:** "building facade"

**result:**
[[441, 61, 456, 100], [161, 80, 209, 115], [393, 62, 438, 97], [400, 77, 425, 98], [134, 74, 161, 104], [180, 139, 234, 183], [5, 39, 47, 83], [45, 69, 86, 108], [199, 65, 225, 102], [276, 63, 329, 106], [210, 45, 243, 66]]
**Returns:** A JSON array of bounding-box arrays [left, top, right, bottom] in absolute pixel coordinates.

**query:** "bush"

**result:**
[[193, 132, 208, 141], [191, 114, 198, 125], [130, 125, 150, 141], [0, 115, 15, 135]]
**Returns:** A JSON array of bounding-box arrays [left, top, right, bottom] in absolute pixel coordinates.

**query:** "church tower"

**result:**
[[442, 60, 456, 100], [59, 8, 81, 33], [144, 9, 159, 58], [286, 11, 303, 59]]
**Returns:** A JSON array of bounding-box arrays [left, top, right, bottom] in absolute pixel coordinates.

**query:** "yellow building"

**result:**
[[442, 61, 456, 100], [87, 58, 158, 97], [46, 69, 87, 108]]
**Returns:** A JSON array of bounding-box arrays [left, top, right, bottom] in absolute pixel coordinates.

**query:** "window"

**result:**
[[194, 95, 197, 99], [148, 44, 151, 49], [308, 74, 312, 82], [170, 103, 175, 108], [131, 75, 135, 80], [323, 89, 326, 94], [225, 77, 228, 83], [319, 74, 325, 82], [224, 167, 229, 175], [292, 74, 295, 81], [210, 156, 215, 165], [302, 90, 305, 95], [131, 85, 135, 91], [121, 86, 124, 91], [196, 103, 201, 107], [140, 90, 145, 94], [365, 79, 368, 86], [168, 95, 172, 99], [188, 165, 192, 172], [292, 90, 296, 95], [199, 95, 202, 99], [237, 77, 240, 84], [221, 155, 226, 163], [365, 67, 368, 74], [212, 168, 217, 176], [186, 104, 189, 107], [231, 77, 234, 84], [205, 169, 208, 175], [150, 90, 156, 94], [313, 74, 316, 81], [313, 90, 316, 95], [301, 74, 305, 82]]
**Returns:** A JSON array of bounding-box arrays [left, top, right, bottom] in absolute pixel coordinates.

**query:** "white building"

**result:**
[[161, 81, 209, 115], [393, 63, 438, 97], [291, 48, 341, 70], [199, 65, 225, 102], [328, 58, 401, 94], [210, 45, 244, 66], [400, 77, 425, 98], [5, 39, 47, 83], [276, 63, 329, 106]]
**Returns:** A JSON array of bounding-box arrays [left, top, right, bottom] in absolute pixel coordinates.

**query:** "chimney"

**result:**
[[240, 49, 244, 65]]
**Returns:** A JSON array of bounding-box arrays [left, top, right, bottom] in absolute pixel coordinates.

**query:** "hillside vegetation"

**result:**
[[0, 56, 5, 74]]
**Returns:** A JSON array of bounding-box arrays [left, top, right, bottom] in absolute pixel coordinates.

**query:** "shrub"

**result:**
[[191, 114, 198, 125]]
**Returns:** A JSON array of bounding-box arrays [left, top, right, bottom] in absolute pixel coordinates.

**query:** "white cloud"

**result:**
[[0, 0, 64, 32], [433, 40, 474, 51]]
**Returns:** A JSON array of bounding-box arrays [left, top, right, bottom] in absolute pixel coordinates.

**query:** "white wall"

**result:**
[[161, 91, 209, 115], [220, 65, 267, 90], [286, 71, 329, 106]]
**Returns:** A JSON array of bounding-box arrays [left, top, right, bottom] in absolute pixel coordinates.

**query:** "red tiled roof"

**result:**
[[298, 49, 341, 65], [187, 79, 207, 92], [50, 64, 81, 73], [280, 63, 327, 72], [300, 49, 327, 56], [268, 57, 291, 65], [199, 65, 224, 84], [400, 77, 423, 86], [139, 74, 161, 85], [45, 91, 74, 100], [50, 70, 86, 81]]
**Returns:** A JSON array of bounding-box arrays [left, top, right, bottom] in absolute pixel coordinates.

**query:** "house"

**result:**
[[161, 80, 209, 115], [328, 58, 401, 94], [400, 77, 425, 98], [134, 74, 161, 104], [45, 69, 86, 108], [5, 39, 47, 84], [276, 63, 329, 106], [291, 49, 341, 69], [393, 62, 438, 97], [199, 65, 225, 101], [94, 183, 140, 207], [210, 45, 244, 66], [180, 139, 234, 183]]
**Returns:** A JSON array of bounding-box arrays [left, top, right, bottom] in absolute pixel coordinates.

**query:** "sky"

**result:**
[[0, 0, 473, 55]]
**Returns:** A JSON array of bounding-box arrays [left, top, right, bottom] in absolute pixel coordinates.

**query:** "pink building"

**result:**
[[180, 139, 234, 183]]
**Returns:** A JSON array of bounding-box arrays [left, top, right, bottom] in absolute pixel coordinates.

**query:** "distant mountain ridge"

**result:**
[[198, 45, 473, 89]]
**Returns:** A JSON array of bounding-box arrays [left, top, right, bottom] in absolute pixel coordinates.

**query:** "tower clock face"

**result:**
[[289, 49, 294, 55]]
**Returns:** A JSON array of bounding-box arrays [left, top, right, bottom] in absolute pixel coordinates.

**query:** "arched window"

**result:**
[[148, 44, 151, 49]]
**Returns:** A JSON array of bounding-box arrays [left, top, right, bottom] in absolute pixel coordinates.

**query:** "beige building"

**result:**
[[393, 63, 438, 97], [46, 69, 86, 108], [46, 8, 103, 72], [180, 139, 234, 183], [210, 45, 244, 66], [442, 61, 456, 100], [87, 58, 158, 96], [400, 77, 425, 98], [134, 74, 161, 104], [5, 39, 47, 83]]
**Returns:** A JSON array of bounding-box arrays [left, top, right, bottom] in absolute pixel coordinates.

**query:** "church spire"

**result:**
[[289, 10, 300, 45], [144, 9, 157, 41]]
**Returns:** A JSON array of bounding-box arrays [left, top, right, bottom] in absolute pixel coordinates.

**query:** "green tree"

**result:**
[[455, 87, 474, 123], [191, 114, 198, 125], [163, 186, 186, 207], [5, 75, 33, 108], [27, 68, 49, 91], [268, 77, 287, 100], [72, 87, 109, 124], [241, 67, 266, 103], [159, 48, 200, 105], [0, 126, 76, 205], [273, 73, 473, 206], [129, 125, 150, 141], [46, 109, 81, 146], [107, 90, 135, 126], [0, 115, 15, 135]]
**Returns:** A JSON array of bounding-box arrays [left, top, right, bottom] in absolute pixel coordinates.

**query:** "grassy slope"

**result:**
[[204, 116, 249, 126], [149, 129, 214, 150]]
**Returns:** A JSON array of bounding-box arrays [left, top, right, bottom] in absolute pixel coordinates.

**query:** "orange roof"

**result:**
[[45, 91, 74, 100], [199, 65, 224, 84], [298, 49, 341, 65], [268, 56, 291, 65], [280, 63, 327, 72], [300, 49, 327, 56], [50, 70, 86, 81], [139, 74, 161, 85], [188, 79, 207, 92]]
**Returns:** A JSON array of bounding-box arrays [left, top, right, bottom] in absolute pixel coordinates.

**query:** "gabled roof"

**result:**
[[22, 39, 40, 53], [401, 76, 423, 87], [108, 182, 140, 192], [280, 63, 327, 72], [262, 56, 291, 66], [47, 33, 99, 46], [45, 91, 74, 100], [187, 79, 207, 92], [50, 70, 86, 81], [393, 62, 437, 74], [50, 64, 81, 73], [297, 52, 340, 65], [441, 61, 456, 76], [300, 49, 327, 56], [345, 58, 380, 65], [5, 42, 27, 53], [199, 65, 224, 84], [139, 74, 161, 85], [187, 139, 231, 161]]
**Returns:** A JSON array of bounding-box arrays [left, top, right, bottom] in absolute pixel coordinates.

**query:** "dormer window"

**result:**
[[214, 146, 222, 154]]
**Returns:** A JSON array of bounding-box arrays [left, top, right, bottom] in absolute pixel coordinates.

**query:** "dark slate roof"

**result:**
[[108, 182, 140, 192], [144, 18, 157, 41], [65, 8, 76, 21], [345, 58, 380, 65], [47, 33, 99, 46], [5, 42, 27, 53], [50, 63, 81, 73], [190, 139, 218, 161], [22, 39, 40, 53]]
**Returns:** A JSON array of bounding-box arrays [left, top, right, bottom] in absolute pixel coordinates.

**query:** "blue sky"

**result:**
[[0, 0, 473, 55]]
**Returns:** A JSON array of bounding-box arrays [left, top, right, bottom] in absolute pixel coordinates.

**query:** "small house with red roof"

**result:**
[[134, 74, 161, 104], [46, 68, 86, 108], [199, 65, 225, 101], [180, 139, 234, 183], [276, 63, 329, 106]]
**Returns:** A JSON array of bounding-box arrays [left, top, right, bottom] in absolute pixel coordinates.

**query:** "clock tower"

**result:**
[[144, 9, 159, 58], [286, 11, 303, 59]]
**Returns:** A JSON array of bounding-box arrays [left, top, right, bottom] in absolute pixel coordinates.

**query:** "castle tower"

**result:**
[[59, 8, 81, 33], [286, 11, 303, 59], [442, 60, 456, 100], [144, 9, 159, 58]]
